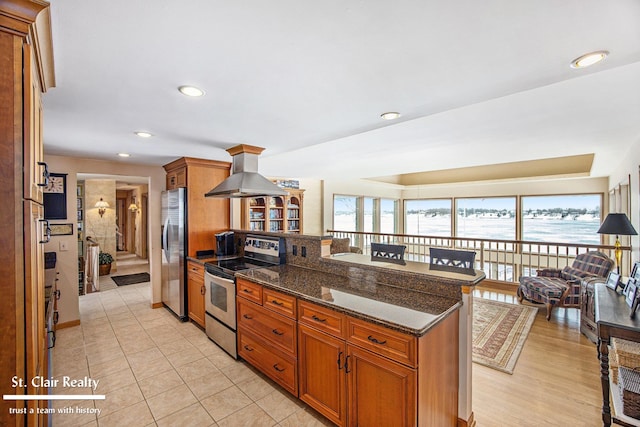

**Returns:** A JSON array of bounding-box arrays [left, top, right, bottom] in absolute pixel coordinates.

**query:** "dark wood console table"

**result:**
[[595, 283, 640, 426]]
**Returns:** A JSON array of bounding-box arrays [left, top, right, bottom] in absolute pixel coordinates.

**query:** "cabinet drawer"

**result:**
[[263, 288, 296, 319], [238, 328, 297, 396], [237, 298, 297, 356], [298, 300, 346, 339], [187, 261, 203, 278], [347, 317, 417, 368], [236, 278, 262, 305]]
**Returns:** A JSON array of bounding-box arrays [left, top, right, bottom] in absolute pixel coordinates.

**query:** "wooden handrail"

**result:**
[[327, 230, 630, 284]]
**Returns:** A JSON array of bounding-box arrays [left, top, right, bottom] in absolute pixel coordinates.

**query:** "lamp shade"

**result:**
[[94, 198, 109, 209], [597, 213, 638, 236]]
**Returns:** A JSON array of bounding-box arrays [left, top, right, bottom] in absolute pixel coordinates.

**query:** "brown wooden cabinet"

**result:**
[[186, 260, 205, 327], [242, 188, 304, 233], [237, 283, 298, 396], [163, 157, 231, 257], [239, 280, 460, 426], [0, 2, 55, 425]]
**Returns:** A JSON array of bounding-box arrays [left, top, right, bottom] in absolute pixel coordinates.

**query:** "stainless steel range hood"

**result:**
[[205, 144, 288, 198]]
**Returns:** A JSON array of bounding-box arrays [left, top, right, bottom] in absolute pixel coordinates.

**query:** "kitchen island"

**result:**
[[233, 235, 484, 427]]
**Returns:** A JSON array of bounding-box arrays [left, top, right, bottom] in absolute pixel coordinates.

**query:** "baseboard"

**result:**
[[458, 411, 476, 427], [55, 319, 80, 330], [151, 302, 163, 309]]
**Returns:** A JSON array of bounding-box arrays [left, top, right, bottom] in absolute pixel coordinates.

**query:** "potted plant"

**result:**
[[98, 251, 113, 276]]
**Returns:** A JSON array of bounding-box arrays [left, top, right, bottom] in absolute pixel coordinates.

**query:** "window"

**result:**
[[364, 197, 374, 233], [405, 199, 451, 236], [333, 195, 357, 231], [522, 194, 601, 244], [456, 197, 516, 239], [380, 199, 397, 234]]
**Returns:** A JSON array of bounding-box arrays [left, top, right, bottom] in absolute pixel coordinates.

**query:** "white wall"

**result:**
[[609, 138, 640, 262], [43, 155, 166, 326]]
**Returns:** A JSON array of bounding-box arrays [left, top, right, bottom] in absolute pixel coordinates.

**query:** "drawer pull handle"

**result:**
[[270, 299, 284, 306], [243, 289, 253, 294], [243, 314, 253, 320], [200, 285, 206, 295], [367, 335, 387, 345], [272, 329, 284, 336], [273, 364, 285, 372], [312, 314, 327, 323], [337, 351, 343, 370], [243, 345, 254, 352]]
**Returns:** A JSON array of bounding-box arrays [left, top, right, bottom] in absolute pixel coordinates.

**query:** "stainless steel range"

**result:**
[[204, 234, 285, 358]]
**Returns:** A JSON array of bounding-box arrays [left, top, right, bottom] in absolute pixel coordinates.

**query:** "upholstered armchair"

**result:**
[[517, 251, 614, 321]]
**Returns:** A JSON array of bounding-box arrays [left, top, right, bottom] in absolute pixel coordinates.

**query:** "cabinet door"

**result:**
[[298, 324, 347, 426], [187, 262, 205, 327], [24, 200, 46, 424], [23, 44, 46, 203], [347, 345, 416, 427]]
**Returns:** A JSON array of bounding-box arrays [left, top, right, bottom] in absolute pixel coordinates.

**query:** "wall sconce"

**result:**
[[95, 198, 109, 218], [128, 201, 139, 213]]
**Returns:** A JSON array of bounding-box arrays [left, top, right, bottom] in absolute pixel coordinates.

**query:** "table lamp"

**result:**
[[597, 213, 637, 273]]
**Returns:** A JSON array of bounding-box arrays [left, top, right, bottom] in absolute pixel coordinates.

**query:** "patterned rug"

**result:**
[[473, 298, 538, 374]]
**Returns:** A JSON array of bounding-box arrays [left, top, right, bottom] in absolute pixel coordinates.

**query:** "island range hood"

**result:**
[[205, 144, 288, 198]]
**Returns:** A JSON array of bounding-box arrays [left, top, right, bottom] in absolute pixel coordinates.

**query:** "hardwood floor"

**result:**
[[472, 286, 602, 427]]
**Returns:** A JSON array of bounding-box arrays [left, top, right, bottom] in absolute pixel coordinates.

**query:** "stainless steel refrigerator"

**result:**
[[161, 188, 187, 320]]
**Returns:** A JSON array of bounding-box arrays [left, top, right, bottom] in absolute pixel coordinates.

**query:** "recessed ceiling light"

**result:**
[[118, 153, 130, 158], [178, 85, 205, 97], [380, 112, 401, 120], [570, 50, 609, 69], [134, 131, 153, 138]]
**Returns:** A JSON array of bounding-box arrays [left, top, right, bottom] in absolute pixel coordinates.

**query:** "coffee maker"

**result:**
[[215, 231, 235, 256]]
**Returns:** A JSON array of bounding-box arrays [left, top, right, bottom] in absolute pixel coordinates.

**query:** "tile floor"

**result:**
[[52, 254, 332, 427]]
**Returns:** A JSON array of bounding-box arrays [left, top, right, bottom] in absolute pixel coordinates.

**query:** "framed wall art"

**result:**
[[43, 173, 68, 220], [49, 223, 73, 236]]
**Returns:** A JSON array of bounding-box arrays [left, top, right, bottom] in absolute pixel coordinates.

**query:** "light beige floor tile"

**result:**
[[94, 367, 136, 394], [236, 375, 279, 402], [219, 360, 260, 384], [216, 402, 276, 427], [130, 356, 173, 381], [206, 350, 237, 369], [145, 383, 198, 420], [155, 402, 216, 427], [109, 316, 140, 331], [278, 407, 334, 427], [85, 345, 125, 366], [200, 385, 252, 421], [255, 388, 304, 422], [95, 399, 154, 427], [53, 350, 89, 374], [156, 337, 196, 356], [148, 328, 183, 345], [166, 346, 205, 368], [51, 400, 98, 427], [172, 321, 205, 338], [95, 382, 144, 418], [119, 336, 157, 355], [137, 368, 184, 399], [88, 355, 130, 380], [138, 317, 171, 330], [54, 363, 90, 381], [125, 347, 165, 368], [184, 369, 234, 400], [176, 357, 219, 382]]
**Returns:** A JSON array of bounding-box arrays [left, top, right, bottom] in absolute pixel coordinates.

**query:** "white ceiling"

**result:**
[[43, 0, 640, 183]]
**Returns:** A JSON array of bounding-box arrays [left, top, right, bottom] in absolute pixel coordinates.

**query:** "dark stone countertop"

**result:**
[[236, 264, 462, 337]]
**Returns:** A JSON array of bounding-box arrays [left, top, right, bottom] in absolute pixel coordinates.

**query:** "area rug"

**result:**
[[473, 298, 538, 374], [111, 273, 150, 286]]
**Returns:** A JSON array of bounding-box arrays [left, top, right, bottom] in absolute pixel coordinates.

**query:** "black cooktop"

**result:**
[[205, 257, 276, 276]]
